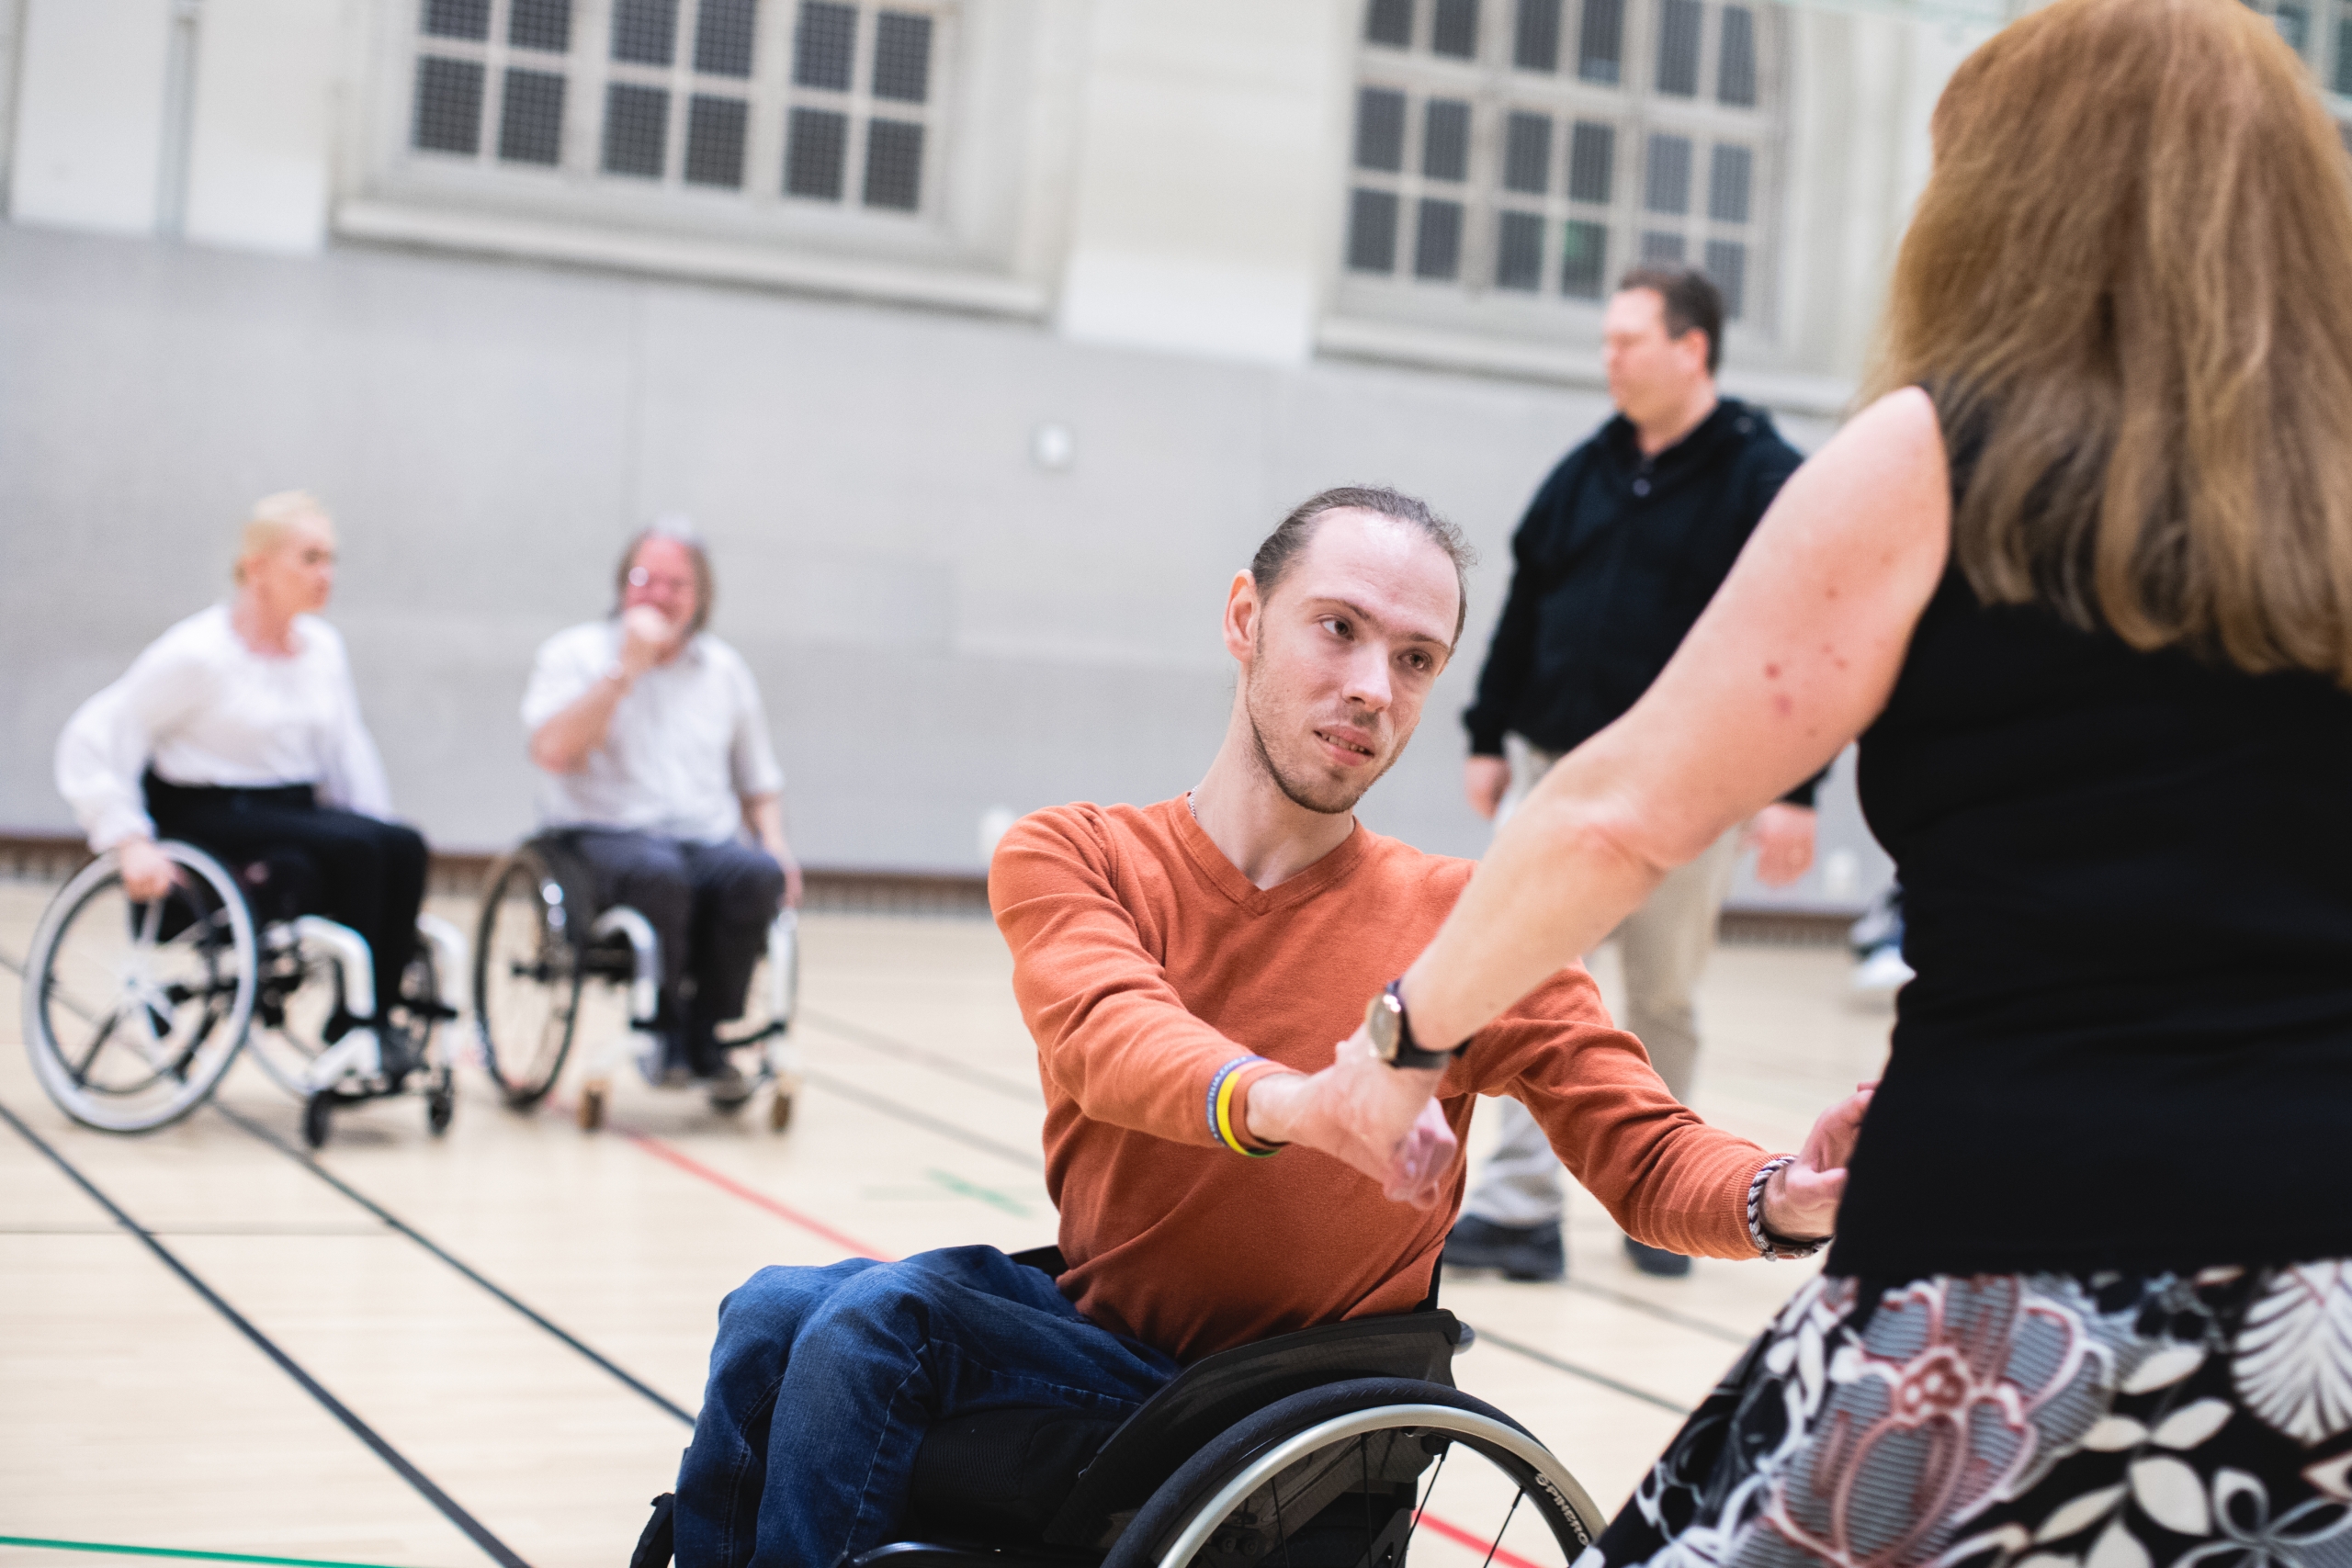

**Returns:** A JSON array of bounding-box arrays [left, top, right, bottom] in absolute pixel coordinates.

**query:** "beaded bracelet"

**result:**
[[1205, 1055, 1280, 1158], [1747, 1155, 1827, 1260]]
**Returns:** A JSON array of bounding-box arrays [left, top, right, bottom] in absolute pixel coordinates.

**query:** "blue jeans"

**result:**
[[673, 1246, 1182, 1568]]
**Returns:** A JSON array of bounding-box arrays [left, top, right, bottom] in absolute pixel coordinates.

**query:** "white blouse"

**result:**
[[55, 605, 394, 852]]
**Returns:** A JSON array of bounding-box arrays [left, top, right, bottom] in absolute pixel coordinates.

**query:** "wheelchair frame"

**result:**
[[20, 839, 466, 1146], [469, 834, 800, 1132]]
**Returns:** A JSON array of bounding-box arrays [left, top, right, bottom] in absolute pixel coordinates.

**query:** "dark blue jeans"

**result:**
[[673, 1246, 1182, 1568]]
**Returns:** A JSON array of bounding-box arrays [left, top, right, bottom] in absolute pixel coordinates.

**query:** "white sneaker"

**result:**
[[1852, 944, 1916, 995]]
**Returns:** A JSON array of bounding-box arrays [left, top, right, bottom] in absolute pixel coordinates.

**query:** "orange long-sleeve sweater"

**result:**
[[989, 797, 1777, 1363]]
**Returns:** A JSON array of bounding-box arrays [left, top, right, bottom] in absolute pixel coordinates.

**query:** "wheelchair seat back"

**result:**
[[903, 1247, 1462, 1552]]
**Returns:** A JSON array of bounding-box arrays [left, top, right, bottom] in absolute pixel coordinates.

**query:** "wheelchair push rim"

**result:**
[[21, 842, 258, 1134], [1108, 1380, 1606, 1568], [471, 847, 583, 1109]]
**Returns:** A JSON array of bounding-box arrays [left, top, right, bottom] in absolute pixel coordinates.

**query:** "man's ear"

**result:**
[[1222, 571, 1261, 664]]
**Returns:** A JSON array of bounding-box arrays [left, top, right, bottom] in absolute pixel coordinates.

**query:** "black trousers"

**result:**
[[144, 773, 427, 1018], [562, 829, 785, 1071]]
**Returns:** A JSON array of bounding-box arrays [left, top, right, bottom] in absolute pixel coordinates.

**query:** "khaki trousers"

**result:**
[[1460, 744, 1741, 1230]]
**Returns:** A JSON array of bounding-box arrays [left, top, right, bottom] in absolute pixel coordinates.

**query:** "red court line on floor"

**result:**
[[1415, 1509, 1546, 1568], [614, 1123, 895, 1262]]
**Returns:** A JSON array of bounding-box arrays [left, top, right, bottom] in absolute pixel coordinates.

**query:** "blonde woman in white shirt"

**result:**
[[54, 492, 428, 1067]]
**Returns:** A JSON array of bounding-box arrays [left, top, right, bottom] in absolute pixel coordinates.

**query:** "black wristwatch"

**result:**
[[1363, 980, 1462, 1071]]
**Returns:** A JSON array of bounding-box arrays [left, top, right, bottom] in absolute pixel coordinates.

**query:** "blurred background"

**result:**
[[4, 0, 2331, 900]]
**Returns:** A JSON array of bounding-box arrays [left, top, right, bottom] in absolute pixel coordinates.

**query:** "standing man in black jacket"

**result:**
[[1446, 265, 1820, 1281]]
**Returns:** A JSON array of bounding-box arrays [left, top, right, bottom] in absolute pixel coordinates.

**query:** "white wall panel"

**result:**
[[184, 0, 339, 253], [10, 0, 173, 234]]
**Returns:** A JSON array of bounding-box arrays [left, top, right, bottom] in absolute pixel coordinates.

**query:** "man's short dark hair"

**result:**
[[1618, 264, 1725, 374], [1250, 486, 1476, 644]]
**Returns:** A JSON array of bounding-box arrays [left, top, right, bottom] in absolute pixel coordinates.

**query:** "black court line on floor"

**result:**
[[1560, 1278, 1756, 1347], [0, 1097, 531, 1568], [1469, 1322, 1691, 1415], [798, 1008, 1042, 1105], [210, 1100, 697, 1427]]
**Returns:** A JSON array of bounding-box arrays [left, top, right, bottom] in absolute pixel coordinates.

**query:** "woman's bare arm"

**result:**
[[1402, 387, 1954, 1053]]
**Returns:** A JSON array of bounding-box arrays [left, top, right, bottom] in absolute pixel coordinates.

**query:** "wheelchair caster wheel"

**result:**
[[302, 1093, 332, 1150], [768, 1089, 794, 1133], [578, 1084, 606, 1132], [426, 1082, 454, 1136]]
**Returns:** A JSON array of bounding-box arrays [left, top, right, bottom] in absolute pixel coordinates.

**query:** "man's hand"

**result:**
[[618, 604, 681, 680], [1464, 755, 1511, 821], [1759, 1081, 1873, 1243], [1745, 802, 1816, 887], [118, 837, 176, 903], [1243, 1029, 1458, 1206]]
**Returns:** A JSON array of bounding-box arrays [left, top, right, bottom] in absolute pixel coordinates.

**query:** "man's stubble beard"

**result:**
[[1241, 654, 1403, 818]]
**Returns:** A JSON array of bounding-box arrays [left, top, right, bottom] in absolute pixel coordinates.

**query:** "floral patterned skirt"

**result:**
[[1584, 1264, 2352, 1568]]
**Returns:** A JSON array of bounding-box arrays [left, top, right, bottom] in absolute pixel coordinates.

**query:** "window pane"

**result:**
[[1656, 0, 1701, 94], [423, 0, 489, 40], [1645, 133, 1691, 213], [1514, 0, 1561, 69], [785, 105, 848, 197], [1415, 198, 1464, 278], [497, 67, 566, 164], [1423, 98, 1470, 180], [874, 12, 933, 102], [412, 56, 484, 153], [1503, 111, 1551, 193], [1497, 210, 1544, 289], [1432, 0, 1479, 57], [1348, 188, 1400, 272], [685, 94, 748, 185], [2278, 1, 2312, 52], [794, 0, 857, 89], [864, 118, 924, 208], [1365, 0, 1414, 46], [1561, 218, 1608, 297], [1641, 230, 1686, 262], [509, 0, 571, 51], [1704, 238, 1747, 318], [1577, 0, 1623, 83], [694, 0, 758, 76], [601, 82, 669, 175], [1567, 120, 1612, 202], [1708, 144, 1752, 223], [611, 0, 678, 64], [1354, 88, 1407, 170], [1718, 6, 1757, 106]]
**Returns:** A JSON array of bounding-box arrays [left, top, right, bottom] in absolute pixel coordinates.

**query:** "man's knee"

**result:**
[[702, 845, 785, 926], [715, 1258, 880, 1364]]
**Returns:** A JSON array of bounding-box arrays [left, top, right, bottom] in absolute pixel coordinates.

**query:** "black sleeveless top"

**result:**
[[1827, 423, 2352, 1280]]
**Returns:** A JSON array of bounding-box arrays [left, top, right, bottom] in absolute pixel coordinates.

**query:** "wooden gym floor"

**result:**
[[0, 876, 1891, 1568]]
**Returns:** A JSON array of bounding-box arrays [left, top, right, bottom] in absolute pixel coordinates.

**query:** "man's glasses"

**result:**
[[628, 568, 695, 592]]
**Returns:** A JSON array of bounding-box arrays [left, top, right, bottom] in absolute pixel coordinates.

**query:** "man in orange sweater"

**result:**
[[664, 486, 1864, 1568]]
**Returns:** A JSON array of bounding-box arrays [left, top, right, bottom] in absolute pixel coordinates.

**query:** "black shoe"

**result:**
[[704, 1061, 754, 1111], [1623, 1236, 1692, 1278], [630, 1492, 675, 1568], [1442, 1215, 1566, 1282]]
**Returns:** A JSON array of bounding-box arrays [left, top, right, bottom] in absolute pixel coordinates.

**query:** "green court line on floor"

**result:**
[[925, 1167, 1034, 1216], [0, 1536, 427, 1568]]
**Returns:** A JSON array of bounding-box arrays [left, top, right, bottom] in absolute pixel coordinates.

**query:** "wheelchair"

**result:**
[[469, 832, 800, 1132], [634, 1247, 1608, 1568], [21, 839, 465, 1148]]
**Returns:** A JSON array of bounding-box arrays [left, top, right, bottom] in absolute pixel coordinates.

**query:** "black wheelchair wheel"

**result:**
[[22, 843, 258, 1133], [1102, 1378, 1607, 1568], [472, 847, 584, 1109]]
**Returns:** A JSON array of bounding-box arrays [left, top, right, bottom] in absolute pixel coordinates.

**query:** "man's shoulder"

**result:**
[[1353, 827, 1476, 903], [1719, 399, 1804, 469], [1001, 799, 1175, 862], [990, 800, 1183, 915]]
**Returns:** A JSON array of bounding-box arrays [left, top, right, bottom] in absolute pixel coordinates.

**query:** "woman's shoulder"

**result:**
[[136, 604, 237, 671]]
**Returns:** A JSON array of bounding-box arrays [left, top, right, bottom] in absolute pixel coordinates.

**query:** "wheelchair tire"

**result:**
[[472, 846, 585, 1109], [302, 1090, 333, 1150], [1102, 1376, 1607, 1568], [22, 843, 258, 1134]]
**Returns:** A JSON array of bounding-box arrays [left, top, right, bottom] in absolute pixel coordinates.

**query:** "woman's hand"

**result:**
[[1243, 1028, 1458, 1207], [1760, 1082, 1875, 1242], [118, 837, 177, 903]]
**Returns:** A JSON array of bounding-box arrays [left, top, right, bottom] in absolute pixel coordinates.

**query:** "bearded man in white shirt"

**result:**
[[523, 520, 801, 1103]]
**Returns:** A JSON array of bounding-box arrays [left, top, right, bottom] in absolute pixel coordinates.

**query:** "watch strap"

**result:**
[[1382, 979, 1461, 1071]]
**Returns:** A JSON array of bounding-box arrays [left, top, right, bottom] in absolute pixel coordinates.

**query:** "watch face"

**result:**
[[1365, 993, 1401, 1059]]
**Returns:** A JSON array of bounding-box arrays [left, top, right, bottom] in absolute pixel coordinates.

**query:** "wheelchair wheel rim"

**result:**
[[471, 853, 582, 1106], [1150, 1403, 1604, 1568], [21, 844, 257, 1133]]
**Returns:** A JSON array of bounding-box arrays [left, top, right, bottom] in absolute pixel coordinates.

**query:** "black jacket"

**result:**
[[1463, 397, 1821, 806]]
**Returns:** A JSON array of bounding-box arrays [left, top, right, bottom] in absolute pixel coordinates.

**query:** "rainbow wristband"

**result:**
[[1205, 1055, 1278, 1158]]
